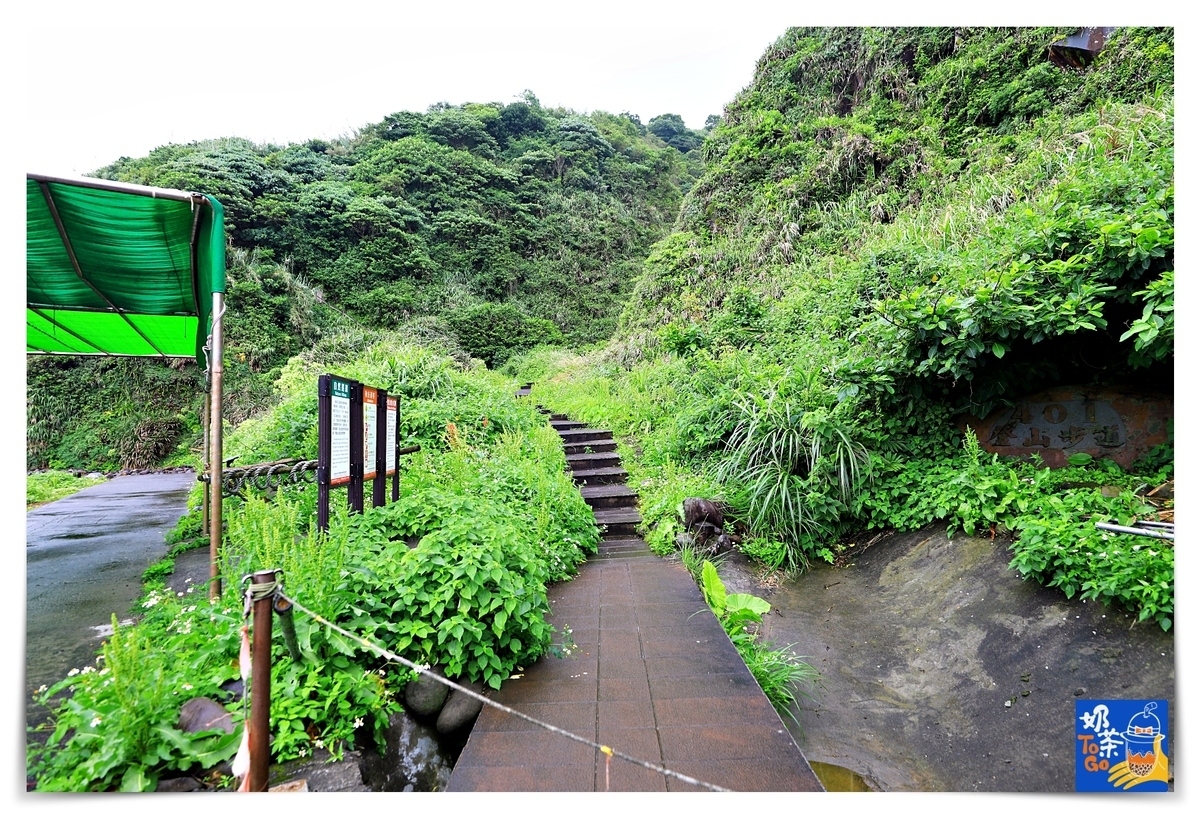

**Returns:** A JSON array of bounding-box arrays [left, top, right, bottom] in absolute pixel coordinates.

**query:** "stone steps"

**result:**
[[528, 396, 644, 546], [557, 428, 614, 444], [562, 440, 618, 455]]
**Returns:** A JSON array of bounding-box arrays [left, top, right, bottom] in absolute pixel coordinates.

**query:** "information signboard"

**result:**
[[363, 386, 378, 481], [386, 396, 398, 475], [329, 376, 352, 486]]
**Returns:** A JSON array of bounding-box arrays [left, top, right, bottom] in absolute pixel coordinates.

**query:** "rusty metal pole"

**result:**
[[209, 291, 225, 601], [201, 392, 210, 537], [249, 570, 275, 792]]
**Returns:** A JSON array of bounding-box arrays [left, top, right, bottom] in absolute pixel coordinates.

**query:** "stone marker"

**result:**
[[965, 386, 1172, 468]]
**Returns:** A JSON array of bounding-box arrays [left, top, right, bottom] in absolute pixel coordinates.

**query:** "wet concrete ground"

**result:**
[[25, 471, 197, 734], [717, 525, 1176, 792]]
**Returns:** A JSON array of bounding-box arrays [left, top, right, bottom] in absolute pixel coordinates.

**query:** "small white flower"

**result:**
[[68, 668, 80, 677], [314, 739, 324, 749], [90, 717, 102, 727], [182, 683, 193, 691], [36, 685, 47, 694], [353, 718, 364, 729]]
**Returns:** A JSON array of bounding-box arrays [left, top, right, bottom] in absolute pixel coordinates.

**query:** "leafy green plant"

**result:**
[[28, 606, 243, 792], [739, 536, 790, 571], [715, 377, 869, 570], [698, 561, 820, 724]]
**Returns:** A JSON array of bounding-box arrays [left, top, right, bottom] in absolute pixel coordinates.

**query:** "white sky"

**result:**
[[8, 1, 1184, 176], [17, 2, 807, 177], [3, 3, 1195, 810]]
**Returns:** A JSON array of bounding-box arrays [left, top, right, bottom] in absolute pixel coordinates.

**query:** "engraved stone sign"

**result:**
[[965, 387, 1172, 468]]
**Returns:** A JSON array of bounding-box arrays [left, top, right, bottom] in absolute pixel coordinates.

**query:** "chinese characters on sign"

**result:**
[[968, 387, 1171, 468], [329, 377, 351, 486], [363, 386, 378, 481], [988, 400, 1124, 453], [386, 396, 398, 476]]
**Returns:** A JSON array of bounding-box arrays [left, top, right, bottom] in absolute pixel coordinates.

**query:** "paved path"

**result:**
[[447, 415, 822, 792], [26, 471, 197, 732]]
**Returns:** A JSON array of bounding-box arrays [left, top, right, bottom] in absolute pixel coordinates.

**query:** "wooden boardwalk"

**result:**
[[446, 413, 823, 792]]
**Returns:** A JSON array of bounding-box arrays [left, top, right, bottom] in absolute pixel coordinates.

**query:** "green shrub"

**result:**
[[698, 561, 820, 724], [28, 604, 243, 792]]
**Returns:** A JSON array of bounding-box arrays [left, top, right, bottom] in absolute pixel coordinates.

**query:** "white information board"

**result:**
[[330, 377, 351, 486], [363, 386, 378, 480], [386, 397, 398, 475]]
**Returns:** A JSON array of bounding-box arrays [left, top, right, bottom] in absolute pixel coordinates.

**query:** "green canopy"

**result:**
[[26, 173, 226, 365]]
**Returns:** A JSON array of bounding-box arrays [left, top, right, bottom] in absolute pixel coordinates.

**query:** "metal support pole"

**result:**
[[201, 392, 210, 537], [249, 569, 274, 792], [209, 292, 225, 601]]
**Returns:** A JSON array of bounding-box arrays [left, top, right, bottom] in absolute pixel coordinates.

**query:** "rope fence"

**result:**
[[237, 572, 730, 793]]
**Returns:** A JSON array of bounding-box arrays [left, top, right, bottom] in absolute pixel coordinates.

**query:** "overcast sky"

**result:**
[[14, 1, 1173, 176], [18, 2, 807, 176]]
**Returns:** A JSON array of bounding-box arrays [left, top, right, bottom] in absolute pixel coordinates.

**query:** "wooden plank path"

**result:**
[[446, 411, 823, 792]]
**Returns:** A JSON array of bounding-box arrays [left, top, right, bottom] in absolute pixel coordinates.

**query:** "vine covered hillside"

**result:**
[[623, 26, 1173, 417], [514, 26, 1174, 629]]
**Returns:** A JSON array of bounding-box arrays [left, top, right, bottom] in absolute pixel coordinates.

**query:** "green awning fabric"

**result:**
[[26, 173, 226, 365]]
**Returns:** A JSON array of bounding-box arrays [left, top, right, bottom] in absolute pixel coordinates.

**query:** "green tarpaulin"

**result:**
[[26, 173, 226, 364]]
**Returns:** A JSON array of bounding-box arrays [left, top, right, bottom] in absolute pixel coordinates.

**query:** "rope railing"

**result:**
[[284, 594, 731, 793], [236, 572, 731, 793]]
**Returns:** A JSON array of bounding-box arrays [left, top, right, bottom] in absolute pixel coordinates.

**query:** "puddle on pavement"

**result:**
[[810, 761, 875, 791]]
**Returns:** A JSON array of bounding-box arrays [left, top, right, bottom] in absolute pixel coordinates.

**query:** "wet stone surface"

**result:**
[[25, 471, 198, 737], [717, 524, 1175, 792]]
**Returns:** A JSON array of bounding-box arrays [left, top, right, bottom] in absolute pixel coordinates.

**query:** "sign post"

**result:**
[[317, 374, 354, 531], [387, 395, 399, 502], [349, 381, 364, 514]]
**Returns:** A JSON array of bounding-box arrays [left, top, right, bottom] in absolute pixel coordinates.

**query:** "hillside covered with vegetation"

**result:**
[[27, 26, 1174, 791], [509, 26, 1174, 628]]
